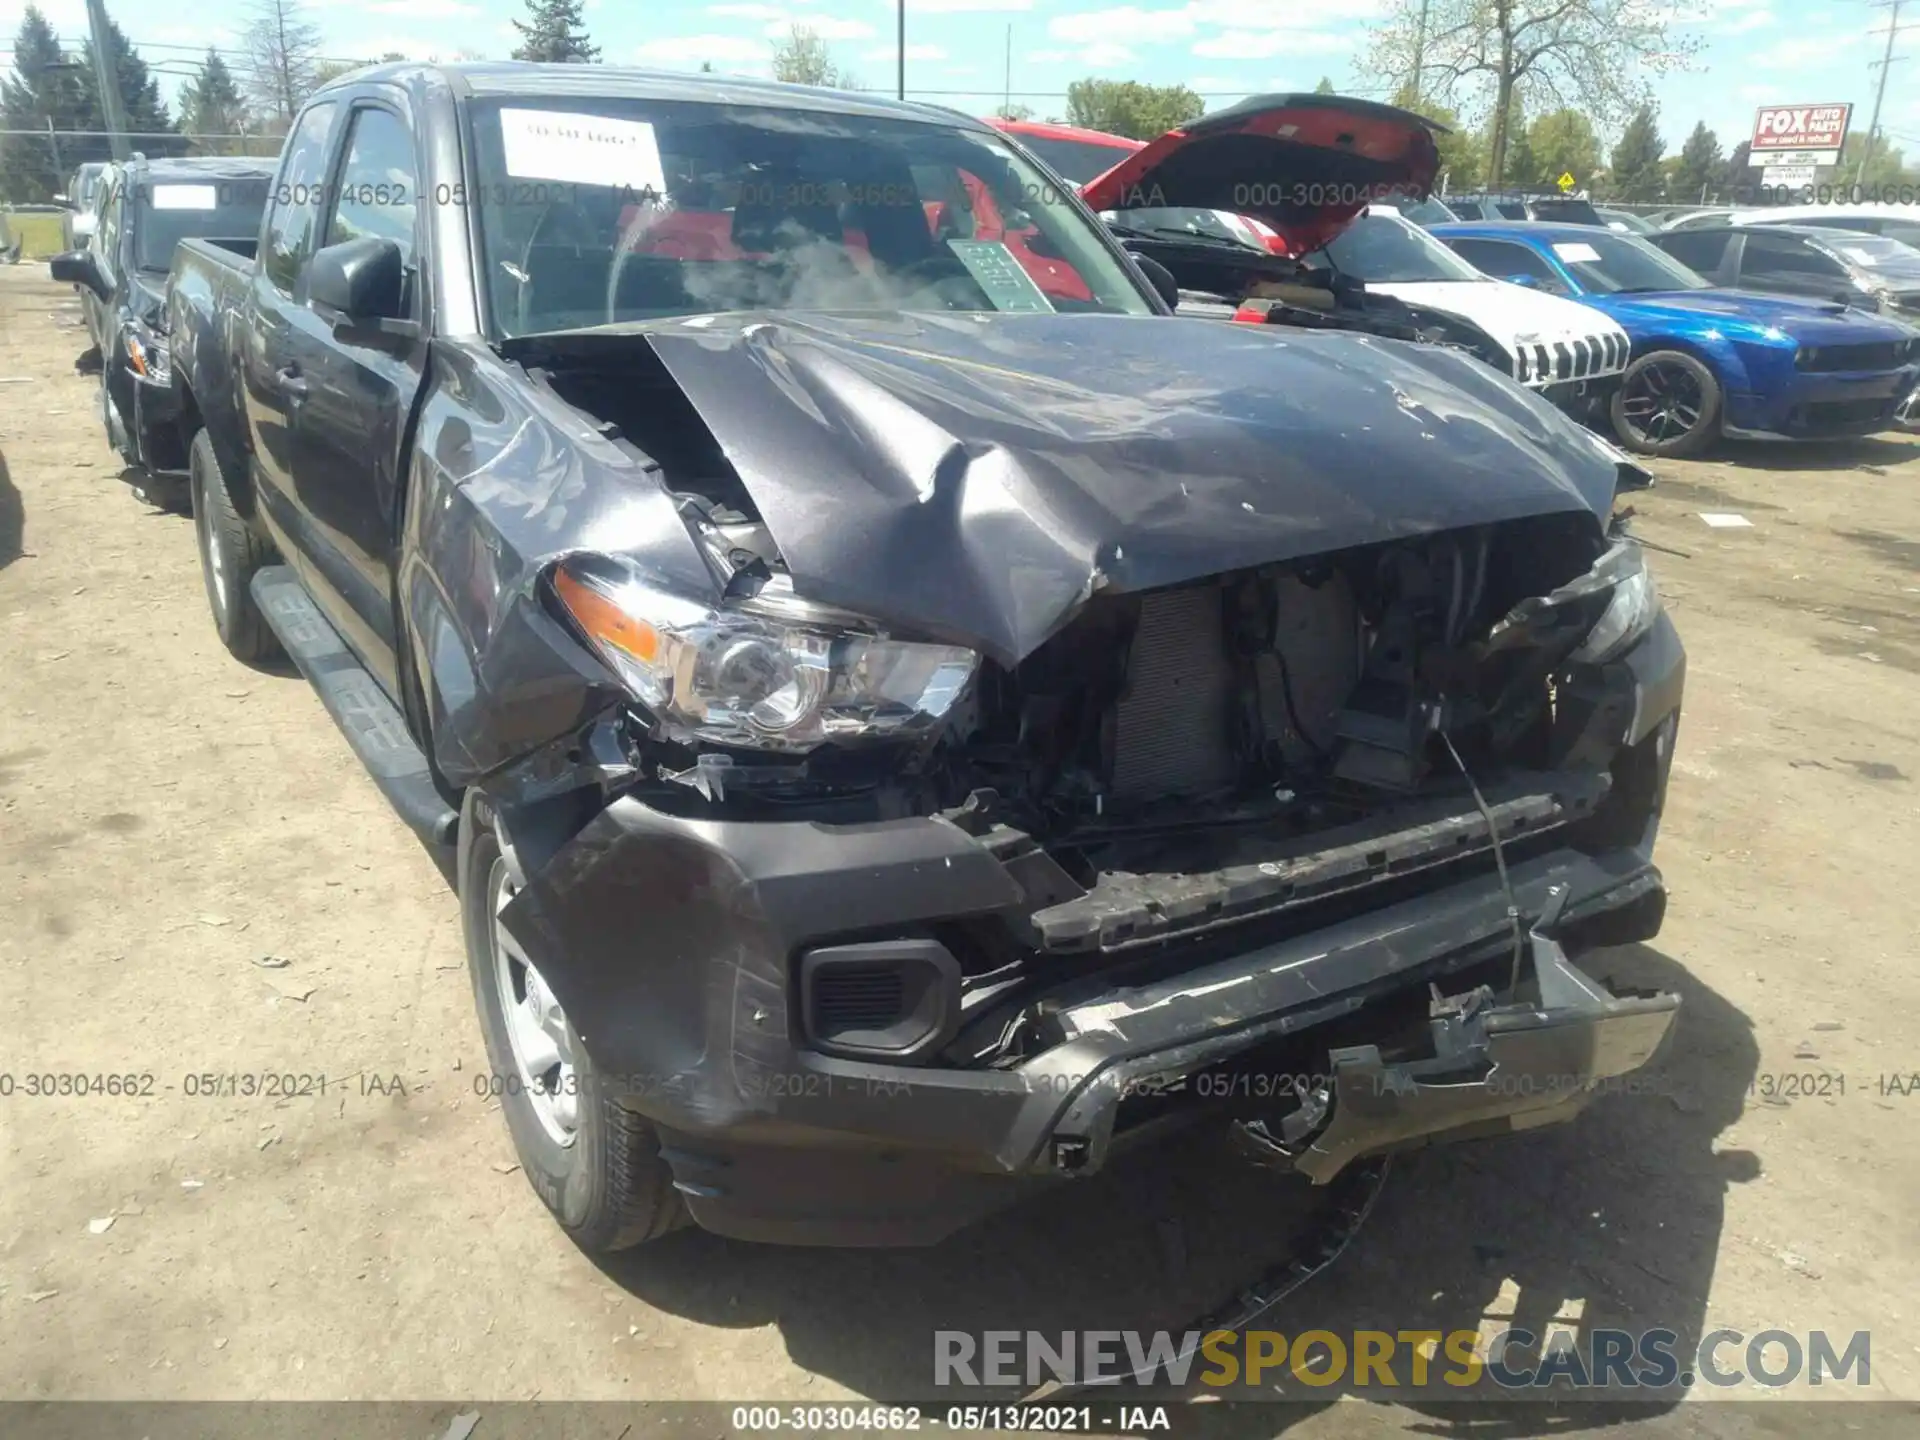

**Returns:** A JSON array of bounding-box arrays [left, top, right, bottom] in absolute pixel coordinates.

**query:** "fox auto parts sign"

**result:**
[[1751, 104, 1852, 153]]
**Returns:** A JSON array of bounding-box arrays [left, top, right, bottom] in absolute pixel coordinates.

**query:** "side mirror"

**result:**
[[49, 248, 108, 300], [54, 192, 69, 205], [1501, 273, 1542, 290], [1129, 251, 1180, 310], [308, 236, 415, 339]]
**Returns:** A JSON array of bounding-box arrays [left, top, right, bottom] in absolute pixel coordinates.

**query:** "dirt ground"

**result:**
[[3, 260, 1919, 1434]]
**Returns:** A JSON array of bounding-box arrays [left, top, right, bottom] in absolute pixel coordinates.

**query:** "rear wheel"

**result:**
[[189, 428, 280, 665], [1611, 350, 1721, 458], [460, 792, 684, 1252]]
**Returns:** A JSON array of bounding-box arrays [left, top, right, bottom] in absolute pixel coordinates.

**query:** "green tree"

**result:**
[[0, 6, 87, 203], [1527, 109, 1601, 190], [1313, 76, 1336, 94], [770, 26, 857, 87], [1365, 0, 1696, 190], [1608, 105, 1664, 202], [1484, 101, 1540, 187], [79, 15, 183, 157], [995, 102, 1034, 121], [1840, 135, 1915, 189], [1064, 79, 1203, 140], [1717, 139, 1752, 201], [178, 50, 249, 154], [1391, 81, 1483, 191], [512, 0, 598, 63], [1673, 121, 1721, 203]]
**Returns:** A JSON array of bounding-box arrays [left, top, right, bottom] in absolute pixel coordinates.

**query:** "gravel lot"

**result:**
[[3, 262, 1918, 1435]]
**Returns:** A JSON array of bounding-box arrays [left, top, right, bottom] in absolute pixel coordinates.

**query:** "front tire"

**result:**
[[1612, 349, 1722, 458], [189, 427, 280, 665], [460, 791, 684, 1252]]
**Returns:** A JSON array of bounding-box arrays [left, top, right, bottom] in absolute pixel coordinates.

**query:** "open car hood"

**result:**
[[1078, 94, 1445, 256]]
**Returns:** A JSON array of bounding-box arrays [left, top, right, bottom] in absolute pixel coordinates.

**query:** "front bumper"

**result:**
[[1724, 364, 1920, 440], [130, 368, 185, 476], [496, 617, 1685, 1246]]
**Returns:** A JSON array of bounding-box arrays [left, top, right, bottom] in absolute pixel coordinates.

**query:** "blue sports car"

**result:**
[[1431, 221, 1920, 457]]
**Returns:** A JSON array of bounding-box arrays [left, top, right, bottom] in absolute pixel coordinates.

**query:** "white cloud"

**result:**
[[1747, 35, 1862, 68], [634, 34, 770, 66], [1049, 5, 1194, 44], [362, 0, 477, 15], [362, 35, 442, 59], [709, 3, 786, 17], [1192, 28, 1350, 59], [863, 44, 949, 61], [1720, 9, 1774, 32], [1187, 0, 1380, 22], [880, 0, 1032, 10], [765, 16, 876, 40]]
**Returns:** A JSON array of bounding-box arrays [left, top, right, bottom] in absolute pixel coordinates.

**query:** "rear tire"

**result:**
[[460, 791, 685, 1253], [1611, 349, 1721, 459], [189, 428, 280, 665]]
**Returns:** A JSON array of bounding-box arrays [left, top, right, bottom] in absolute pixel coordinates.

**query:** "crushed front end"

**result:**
[[482, 439, 1684, 1243]]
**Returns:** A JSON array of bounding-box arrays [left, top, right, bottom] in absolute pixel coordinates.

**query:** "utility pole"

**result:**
[[84, 0, 131, 162], [897, 0, 906, 99], [1410, 0, 1431, 103], [45, 115, 63, 175], [1855, 0, 1908, 186], [1003, 25, 1012, 118]]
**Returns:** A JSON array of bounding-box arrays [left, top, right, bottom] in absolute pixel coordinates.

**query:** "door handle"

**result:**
[[275, 365, 310, 400]]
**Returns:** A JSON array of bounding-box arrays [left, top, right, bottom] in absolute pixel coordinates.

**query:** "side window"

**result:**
[[1741, 233, 1846, 280], [327, 107, 419, 262], [263, 101, 340, 296], [1657, 230, 1730, 276], [94, 181, 121, 281], [1451, 239, 1565, 292]]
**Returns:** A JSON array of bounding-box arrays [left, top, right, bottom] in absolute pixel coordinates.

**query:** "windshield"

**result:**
[[1395, 195, 1459, 226], [1808, 232, 1920, 271], [1306, 211, 1484, 283], [1008, 131, 1139, 184], [1550, 231, 1712, 293], [131, 177, 271, 272], [1528, 197, 1602, 225], [469, 100, 1156, 338]]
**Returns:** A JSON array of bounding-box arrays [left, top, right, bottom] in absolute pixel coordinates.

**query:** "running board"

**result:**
[[250, 566, 459, 850]]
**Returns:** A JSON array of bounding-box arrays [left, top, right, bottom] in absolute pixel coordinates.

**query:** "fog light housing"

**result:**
[[799, 940, 961, 1063]]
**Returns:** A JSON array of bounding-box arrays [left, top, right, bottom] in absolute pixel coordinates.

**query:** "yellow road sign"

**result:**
[[1557, 172, 1577, 192]]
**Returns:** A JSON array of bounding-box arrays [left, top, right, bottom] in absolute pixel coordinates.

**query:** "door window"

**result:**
[[327, 107, 419, 262], [262, 101, 341, 296], [1655, 230, 1731, 277], [1740, 233, 1847, 282]]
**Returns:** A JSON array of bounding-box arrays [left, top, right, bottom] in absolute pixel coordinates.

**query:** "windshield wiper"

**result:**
[[1108, 222, 1261, 252]]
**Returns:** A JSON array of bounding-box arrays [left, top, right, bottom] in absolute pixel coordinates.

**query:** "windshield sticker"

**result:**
[[946, 239, 1057, 313], [1840, 247, 1880, 266], [1552, 242, 1601, 263], [499, 108, 666, 195], [149, 184, 219, 210]]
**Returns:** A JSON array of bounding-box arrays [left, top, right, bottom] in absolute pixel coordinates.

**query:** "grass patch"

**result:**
[[3, 211, 69, 259]]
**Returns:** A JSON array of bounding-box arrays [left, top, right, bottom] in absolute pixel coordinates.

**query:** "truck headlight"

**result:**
[[126, 324, 170, 384], [551, 556, 978, 751], [1572, 543, 1659, 664]]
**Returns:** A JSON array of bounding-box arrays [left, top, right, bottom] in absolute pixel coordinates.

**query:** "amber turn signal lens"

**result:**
[[552, 565, 661, 664]]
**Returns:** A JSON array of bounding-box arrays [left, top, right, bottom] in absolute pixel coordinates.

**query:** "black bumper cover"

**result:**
[[496, 616, 1685, 1245]]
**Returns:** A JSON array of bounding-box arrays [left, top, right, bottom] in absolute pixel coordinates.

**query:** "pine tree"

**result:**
[[512, 0, 599, 63], [1313, 76, 1335, 94], [1673, 121, 1722, 204], [1608, 105, 1665, 203], [0, 6, 87, 202], [179, 51, 249, 155], [81, 16, 184, 158]]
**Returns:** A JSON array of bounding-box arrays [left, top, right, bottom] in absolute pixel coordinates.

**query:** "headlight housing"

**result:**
[[1571, 542, 1659, 664], [125, 322, 169, 384], [551, 556, 978, 752]]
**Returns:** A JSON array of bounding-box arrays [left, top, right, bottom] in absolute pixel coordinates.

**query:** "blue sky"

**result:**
[[7, 0, 1918, 160]]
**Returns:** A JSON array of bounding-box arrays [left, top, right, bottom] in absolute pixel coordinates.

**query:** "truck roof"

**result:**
[[123, 155, 278, 182], [319, 60, 983, 130]]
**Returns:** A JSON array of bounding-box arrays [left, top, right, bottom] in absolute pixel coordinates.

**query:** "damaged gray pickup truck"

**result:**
[[169, 63, 1686, 1250]]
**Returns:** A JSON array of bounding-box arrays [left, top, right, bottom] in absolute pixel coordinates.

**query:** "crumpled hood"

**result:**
[[633, 310, 1623, 665], [1584, 288, 1912, 343]]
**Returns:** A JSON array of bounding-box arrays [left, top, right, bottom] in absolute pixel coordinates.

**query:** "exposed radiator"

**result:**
[[1110, 586, 1238, 800]]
